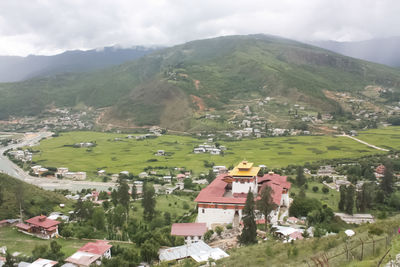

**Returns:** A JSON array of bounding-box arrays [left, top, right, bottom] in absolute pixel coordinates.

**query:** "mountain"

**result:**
[[310, 37, 400, 67], [0, 173, 68, 219], [1, 34, 400, 131], [0, 46, 157, 82]]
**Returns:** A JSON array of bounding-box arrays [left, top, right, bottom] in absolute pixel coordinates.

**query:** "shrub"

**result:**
[[312, 186, 319, 192], [322, 187, 329, 194], [204, 230, 214, 242], [226, 224, 232, 229], [215, 226, 224, 236]]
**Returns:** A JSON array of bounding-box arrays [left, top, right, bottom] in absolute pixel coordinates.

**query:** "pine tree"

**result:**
[[338, 185, 346, 211], [142, 183, 156, 221], [117, 178, 130, 216], [131, 184, 137, 200], [239, 190, 257, 245], [345, 185, 355, 215], [296, 166, 306, 186], [257, 186, 277, 232], [381, 161, 394, 195]]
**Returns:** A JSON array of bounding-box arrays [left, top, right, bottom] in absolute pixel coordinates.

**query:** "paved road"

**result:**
[[0, 132, 117, 192]]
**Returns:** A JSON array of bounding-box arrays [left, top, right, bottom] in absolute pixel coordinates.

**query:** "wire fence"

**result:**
[[306, 233, 394, 267]]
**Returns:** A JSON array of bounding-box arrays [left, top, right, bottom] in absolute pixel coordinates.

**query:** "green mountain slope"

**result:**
[[1, 34, 400, 130], [0, 173, 69, 219]]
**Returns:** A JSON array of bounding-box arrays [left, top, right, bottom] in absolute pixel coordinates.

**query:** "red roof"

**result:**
[[78, 240, 112, 256], [16, 222, 32, 231], [289, 231, 304, 240], [194, 174, 247, 204], [0, 220, 8, 224], [257, 173, 291, 206], [25, 216, 60, 229], [171, 223, 207, 236]]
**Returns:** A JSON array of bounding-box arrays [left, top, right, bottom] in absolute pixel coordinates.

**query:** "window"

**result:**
[[202, 209, 205, 213]]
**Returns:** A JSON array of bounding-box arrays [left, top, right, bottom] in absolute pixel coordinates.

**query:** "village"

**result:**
[[2, 152, 399, 266]]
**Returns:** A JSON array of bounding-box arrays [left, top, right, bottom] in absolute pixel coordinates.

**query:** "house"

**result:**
[[65, 240, 112, 267], [97, 170, 106, 176], [334, 213, 375, 224], [0, 219, 18, 227], [193, 147, 206, 154], [176, 174, 186, 182], [213, 166, 227, 174], [286, 217, 304, 225], [209, 148, 221, 155], [163, 176, 172, 183], [195, 161, 290, 228], [156, 150, 165, 156], [119, 171, 129, 176], [16, 215, 60, 239], [24, 258, 58, 267], [171, 223, 207, 244], [138, 172, 149, 179], [64, 172, 86, 180], [375, 164, 385, 178], [159, 240, 228, 263], [56, 167, 69, 177], [47, 212, 69, 222], [317, 165, 335, 177]]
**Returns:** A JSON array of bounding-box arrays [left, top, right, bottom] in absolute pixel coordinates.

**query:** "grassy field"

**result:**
[[30, 130, 389, 178], [356, 126, 400, 151], [130, 194, 196, 223], [290, 181, 340, 211]]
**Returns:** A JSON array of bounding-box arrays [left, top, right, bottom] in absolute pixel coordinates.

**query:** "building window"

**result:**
[[202, 209, 205, 213]]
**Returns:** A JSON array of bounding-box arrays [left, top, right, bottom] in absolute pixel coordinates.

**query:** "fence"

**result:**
[[306, 234, 394, 267]]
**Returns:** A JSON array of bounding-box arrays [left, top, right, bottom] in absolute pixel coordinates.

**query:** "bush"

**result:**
[[312, 186, 319, 192], [204, 230, 214, 242], [226, 224, 232, 229], [215, 226, 224, 236], [322, 187, 329, 194], [368, 225, 384, 236]]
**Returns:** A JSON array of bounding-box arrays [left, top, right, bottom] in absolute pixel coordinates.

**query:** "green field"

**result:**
[[357, 126, 400, 151], [30, 130, 391, 177]]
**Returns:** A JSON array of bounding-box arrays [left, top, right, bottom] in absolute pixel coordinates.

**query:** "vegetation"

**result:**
[[0, 173, 70, 219], [31, 130, 384, 176], [239, 191, 257, 245]]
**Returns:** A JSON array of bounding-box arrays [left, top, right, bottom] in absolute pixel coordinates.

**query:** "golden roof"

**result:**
[[229, 161, 260, 177]]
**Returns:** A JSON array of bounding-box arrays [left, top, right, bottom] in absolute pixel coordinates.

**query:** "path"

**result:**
[[337, 134, 390, 152]]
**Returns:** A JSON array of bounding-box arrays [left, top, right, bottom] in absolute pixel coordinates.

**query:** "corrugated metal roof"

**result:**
[[159, 241, 215, 261]]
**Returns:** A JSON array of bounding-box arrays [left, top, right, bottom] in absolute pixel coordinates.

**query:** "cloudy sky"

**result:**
[[0, 0, 398, 56]]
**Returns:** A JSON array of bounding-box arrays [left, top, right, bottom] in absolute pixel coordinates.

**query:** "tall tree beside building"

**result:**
[[345, 185, 355, 215], [117, 178, 130, 215], [257, 186, 277, 232], [131, 184, 137, 200], [142, 183, 156, 221], [296, 166, 306, 186], [338, 185, 346, 212], [381, 161, 394, 195], [239, 190, 257, 245]]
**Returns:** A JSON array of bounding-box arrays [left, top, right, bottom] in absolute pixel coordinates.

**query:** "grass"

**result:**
[[31, 130, 386, 178], [356, 126, 400, 151], [290, 181, 340, 211], [0, 226, 88, 257], [130, 194, 196, 223], [216, 215, 400, 267]]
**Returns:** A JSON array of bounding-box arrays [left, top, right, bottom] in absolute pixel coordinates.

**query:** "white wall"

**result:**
[[197, 207, 242, 228], [232, 179, 257, 194]]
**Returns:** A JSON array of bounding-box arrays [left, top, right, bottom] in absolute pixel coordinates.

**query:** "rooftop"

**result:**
[[230, 161, 260, 177], [78, 240, 112, 256], [25, 216, 60, 229], [171, 223, 207, 237]]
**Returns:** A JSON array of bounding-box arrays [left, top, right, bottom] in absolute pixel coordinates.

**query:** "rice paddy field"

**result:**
[[356, 126, 400, 151], [29, 128, 398, 178]]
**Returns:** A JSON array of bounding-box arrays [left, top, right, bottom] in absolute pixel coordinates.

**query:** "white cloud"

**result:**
[[0, 0, 399, 56]]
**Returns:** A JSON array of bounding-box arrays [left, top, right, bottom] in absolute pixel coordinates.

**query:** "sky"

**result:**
[[0, 0, 399, 56]]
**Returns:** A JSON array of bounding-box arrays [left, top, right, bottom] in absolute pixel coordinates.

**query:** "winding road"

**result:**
[[0, 132, 117, 192]]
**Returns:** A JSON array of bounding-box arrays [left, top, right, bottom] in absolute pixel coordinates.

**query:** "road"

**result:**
[[337, 134, 390, 152], [0, 132, 117, 192]]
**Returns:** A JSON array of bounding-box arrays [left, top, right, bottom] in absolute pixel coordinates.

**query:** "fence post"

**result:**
[[345, 244, 349, 261]]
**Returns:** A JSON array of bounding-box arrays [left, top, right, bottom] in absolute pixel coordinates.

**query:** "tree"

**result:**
[[164, 212, 171, 225], [257, 186, 277, 232], [0, 187, 3, 206], [117, 179, 130, 215], [92, 207, 106, 230], [111, 189, 118, 206], [317, 112, 322, 120], [141, 239, 159, 263], [184, 178, 193, 189], [312, 186, 319, 192], [215, 226, 224, 237], [113, 204, 127, 228], [239, 190, 257, 245], [206, 170, 216, 184], [49, 240, 64, 261], [289, 197, 321, 218], [142, 183, 156, 221], [204, 230, 214, 242], [381, 162, 394, 195], [131, 184, 137, 200], [338, 185, 346, 212], [296, 166, 306, 186], [345, 185, 355, 215], [4, 252, 15, 267], [322, 187, 329, 194]]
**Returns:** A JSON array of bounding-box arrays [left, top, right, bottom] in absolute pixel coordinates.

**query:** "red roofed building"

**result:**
[[65, 240, 112, 267], [195, 161, 290, 228], [16, 215, 60, 239], [171, 223, 207, 244]]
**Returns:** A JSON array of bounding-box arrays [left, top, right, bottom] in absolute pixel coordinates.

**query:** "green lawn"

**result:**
[[290, 181, 340, 211], [0, 226, 87, 257], [130, 194, 196, 222], [30, 130, 390, 178], [356, 126, 400, 151]]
